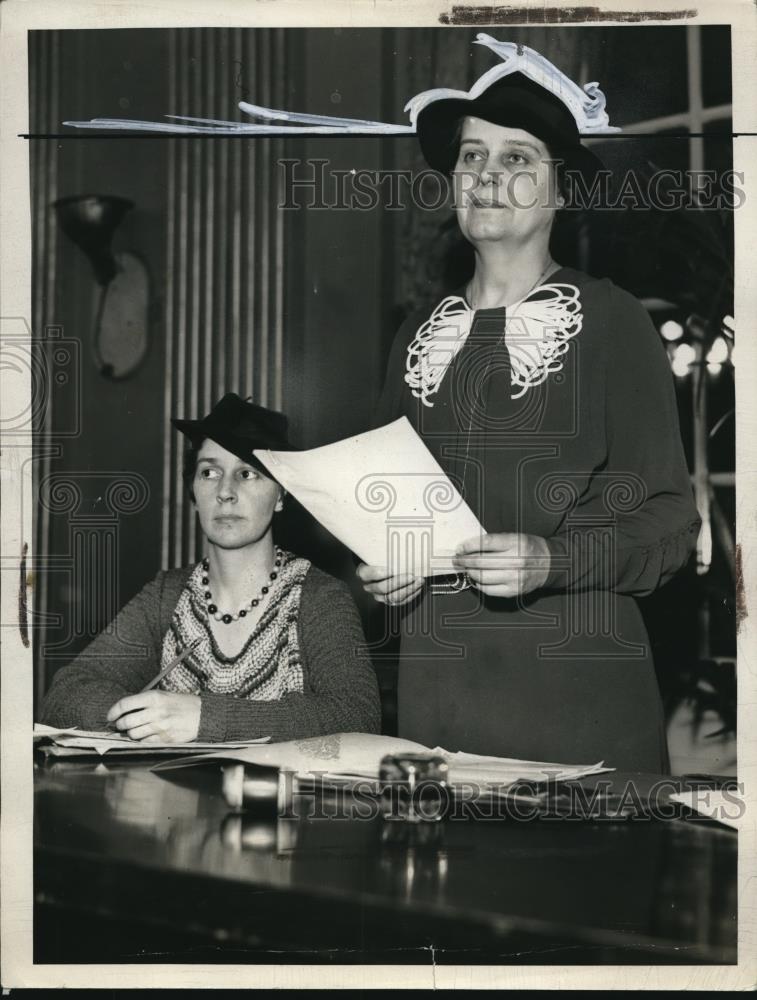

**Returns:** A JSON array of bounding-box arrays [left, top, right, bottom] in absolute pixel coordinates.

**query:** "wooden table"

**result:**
[[34, 757, 737, 965]]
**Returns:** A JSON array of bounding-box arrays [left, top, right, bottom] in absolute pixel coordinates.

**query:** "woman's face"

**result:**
[[192, 439, 281, 551], [453, 117, 561, 247]]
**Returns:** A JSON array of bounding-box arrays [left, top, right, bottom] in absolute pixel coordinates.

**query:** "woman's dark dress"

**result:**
[[376, 267, 700, 773]]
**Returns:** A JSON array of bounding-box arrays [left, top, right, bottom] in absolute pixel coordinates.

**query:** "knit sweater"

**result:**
[[39, 564, 381, 742]]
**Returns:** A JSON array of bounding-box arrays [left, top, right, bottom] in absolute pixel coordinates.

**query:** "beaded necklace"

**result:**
[[202, 547, 284, 625]]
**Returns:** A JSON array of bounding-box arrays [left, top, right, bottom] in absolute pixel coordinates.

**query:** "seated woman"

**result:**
[[39, 393, 381, 743]]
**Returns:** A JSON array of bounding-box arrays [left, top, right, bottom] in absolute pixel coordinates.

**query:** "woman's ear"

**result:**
[[274, 489, 286, 513], [554, 175, 566, 209]]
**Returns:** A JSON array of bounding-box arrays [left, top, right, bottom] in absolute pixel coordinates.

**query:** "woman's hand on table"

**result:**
[[106, 691, 202, 743], [453, 533, 551, 598], [356, 563, 425, 606]]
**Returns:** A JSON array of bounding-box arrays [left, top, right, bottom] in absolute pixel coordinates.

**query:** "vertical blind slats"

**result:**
[[162, 30, 286, 569]]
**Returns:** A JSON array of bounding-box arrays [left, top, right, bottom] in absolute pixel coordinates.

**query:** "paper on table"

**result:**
[[153, 731, 612, 787], [33, 723, 270, 757], [254, 417, 484, 577]]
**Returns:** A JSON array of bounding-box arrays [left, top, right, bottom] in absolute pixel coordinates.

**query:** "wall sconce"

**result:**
[[53, 194, 150, 379]]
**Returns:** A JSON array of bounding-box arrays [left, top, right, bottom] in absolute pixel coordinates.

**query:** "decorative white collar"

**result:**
[[404, 283, 583, 406]]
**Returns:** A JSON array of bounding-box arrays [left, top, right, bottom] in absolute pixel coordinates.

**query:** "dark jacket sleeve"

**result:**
[[373, 309, 425, 428], [197, 567, 382, 742], [38, 572, 169, 729], [542, 285, 701, 597]]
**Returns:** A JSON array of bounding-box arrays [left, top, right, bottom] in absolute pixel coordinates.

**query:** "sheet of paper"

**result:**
[[33, 724, 84, 741], [38, 744, 257, 759], [669, 789, 743, 830], [254, 417, 484, 576], [33, 723, 270, 757], [152, 731, 611, 786]]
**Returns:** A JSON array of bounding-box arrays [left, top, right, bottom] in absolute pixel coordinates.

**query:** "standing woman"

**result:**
[[358, 42, 700, 772]]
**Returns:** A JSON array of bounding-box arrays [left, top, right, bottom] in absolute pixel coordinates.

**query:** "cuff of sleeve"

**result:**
[[197, 693, 231, 742], [542, 535, 569, 591]]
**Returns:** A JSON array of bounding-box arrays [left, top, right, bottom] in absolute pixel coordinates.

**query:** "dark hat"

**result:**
[[172, 393, 292, 473], [416, 71, 604, 182]]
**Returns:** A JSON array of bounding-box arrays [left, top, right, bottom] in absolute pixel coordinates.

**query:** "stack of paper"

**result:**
[[153, 731, 611, 786], [33, 723, 270, 758]]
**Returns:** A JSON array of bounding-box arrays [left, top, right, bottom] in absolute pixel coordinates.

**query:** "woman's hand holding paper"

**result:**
[[453, 533, 551, 599], [107, 691, 202, 743], [356, 563, 425, 606]]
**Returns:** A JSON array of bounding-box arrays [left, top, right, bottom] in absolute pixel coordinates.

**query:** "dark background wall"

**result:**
[[30, 30, 170, 689]]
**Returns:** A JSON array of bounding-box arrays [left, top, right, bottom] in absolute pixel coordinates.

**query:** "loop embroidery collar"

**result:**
[[405, 283, 583, 405]]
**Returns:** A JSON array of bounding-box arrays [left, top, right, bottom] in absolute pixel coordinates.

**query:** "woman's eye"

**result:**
[[239, 469, 258, 481], [199, 468, 220, 479], [507, 153, 528, 165]]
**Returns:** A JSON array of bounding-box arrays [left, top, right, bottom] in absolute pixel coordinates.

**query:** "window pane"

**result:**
[[704, 117, 734, 175], [602, 26, 689, 123], [590, 129, 691, 179], [701, 26, 732, 107]]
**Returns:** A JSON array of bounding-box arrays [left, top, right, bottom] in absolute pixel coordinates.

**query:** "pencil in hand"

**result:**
[[140, 637, 203, 693]]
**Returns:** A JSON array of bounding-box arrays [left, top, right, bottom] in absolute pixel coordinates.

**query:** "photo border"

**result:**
[[1, 0, 755, 989]]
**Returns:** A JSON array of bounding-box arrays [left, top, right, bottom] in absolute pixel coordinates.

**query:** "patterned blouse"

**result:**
[[159, 550, 310, 700]]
